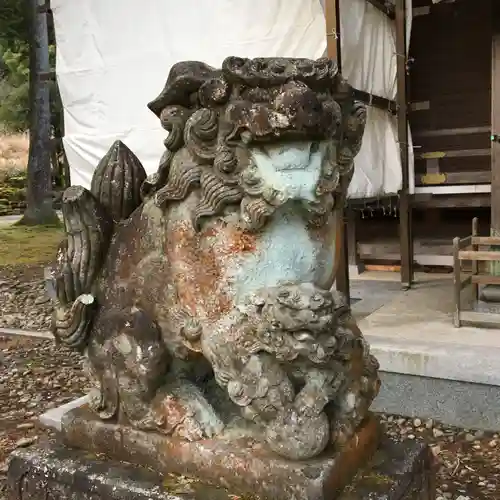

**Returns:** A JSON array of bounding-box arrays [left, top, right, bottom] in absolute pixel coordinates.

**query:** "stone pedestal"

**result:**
[[7, 438, 436, 500], [6, 404, 437, 500], [58, 408, 381, 500]]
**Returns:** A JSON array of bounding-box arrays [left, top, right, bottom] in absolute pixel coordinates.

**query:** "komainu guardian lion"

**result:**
[[46, 57, 380, 461]]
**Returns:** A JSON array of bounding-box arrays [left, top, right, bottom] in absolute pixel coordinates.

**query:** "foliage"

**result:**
[[0, 0, 30, 132], [0, 1, 59, 133], [0, 0, 30, 50], [0, 41, 30, 131]]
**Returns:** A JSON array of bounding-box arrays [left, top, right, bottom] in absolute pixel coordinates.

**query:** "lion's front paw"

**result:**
[[131, 409, 163, 432], [265, 407, 330, 460]]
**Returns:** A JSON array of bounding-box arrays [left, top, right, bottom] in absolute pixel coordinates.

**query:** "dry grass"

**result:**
[[0, 132, 29, 180]]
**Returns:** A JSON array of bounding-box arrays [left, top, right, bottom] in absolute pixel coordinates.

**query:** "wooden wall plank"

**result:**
[[408, 0, 492, 178]]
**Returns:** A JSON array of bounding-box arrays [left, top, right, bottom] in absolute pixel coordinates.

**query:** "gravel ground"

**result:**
[[0, 266, 53, 332], [381, 415, 499, 499], [0, 335, 89, 499], [0, 264, 499, 499]]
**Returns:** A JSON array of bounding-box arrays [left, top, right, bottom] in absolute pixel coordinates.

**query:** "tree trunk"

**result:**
[[18, 0, 59, 226]]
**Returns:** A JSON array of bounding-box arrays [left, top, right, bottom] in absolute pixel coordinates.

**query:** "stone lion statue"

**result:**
[[45, 56, 380, 461]]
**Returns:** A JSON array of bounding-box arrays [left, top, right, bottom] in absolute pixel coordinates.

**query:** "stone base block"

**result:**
[[7, 444, 230, 500], [59, 408, 381, 500], [7, 439, 436, 500], [340, 439, 436, 499]]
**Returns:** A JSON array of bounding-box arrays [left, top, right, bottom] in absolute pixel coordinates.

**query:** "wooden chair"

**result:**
[[453, 217, 500, 327]]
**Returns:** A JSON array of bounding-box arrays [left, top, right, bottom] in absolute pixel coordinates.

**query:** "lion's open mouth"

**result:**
[[248, 140, 328, 203]]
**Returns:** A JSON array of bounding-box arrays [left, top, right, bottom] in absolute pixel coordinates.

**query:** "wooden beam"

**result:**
[[336, 211, 351, 305], [455, 231, 471, 327], [366, 0, 396, 19], [346, 206, 363, 272], [459, 250, 500, 262], [472, 217, 479, 303], [417, 171, 491, 186], [40, 69, 56, 81], [352, 88, 397, 114], [415, 184, 491, 195], [457, 236, 472, 250], [412, 193, 491, 208], [395, 0, 413, 289], [472, 274, 500, 285], [416, 149, 490, 160], [473, 236, 500, 246], [413, 126, 490, 138], [410, 101, 430, 111]]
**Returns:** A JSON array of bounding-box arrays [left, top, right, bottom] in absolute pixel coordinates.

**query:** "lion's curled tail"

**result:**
[[45, 140, 147, 349]]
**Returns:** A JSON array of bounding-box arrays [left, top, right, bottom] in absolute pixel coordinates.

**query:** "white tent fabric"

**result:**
[[332, 0, 414, 198], [51, 0, 413, 199]]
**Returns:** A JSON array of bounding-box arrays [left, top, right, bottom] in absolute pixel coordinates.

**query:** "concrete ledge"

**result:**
[[353, 276, 500, 431], [364, 334, 500, 431], [0, 327, 53, 339], [366, 334, 500, 387], [39, 393, 95, 431], [372, 372, 500, 432]]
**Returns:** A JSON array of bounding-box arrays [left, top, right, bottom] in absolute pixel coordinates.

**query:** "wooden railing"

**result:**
[[453, 217, 500, 327]]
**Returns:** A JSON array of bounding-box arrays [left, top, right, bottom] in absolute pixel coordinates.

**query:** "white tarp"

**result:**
[[51, 0, 412, 199], [333, 0, 413, 198]]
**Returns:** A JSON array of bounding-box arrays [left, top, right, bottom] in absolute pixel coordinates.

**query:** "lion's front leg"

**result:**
[[265, 368, 343, 460], [212, 352, 295, 423], [214, 349, 341, 460], [328, 340, 381, 448], [211, 350, 332, 460], [202, 310, 296, 426]]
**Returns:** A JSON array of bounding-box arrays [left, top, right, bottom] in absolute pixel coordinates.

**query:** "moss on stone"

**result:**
[[161, 473, 261, 499], [5, 174, 27, 188], [0, 172, 28, 215], [0, 186, 26, 201], [362, 472, 395, 485]]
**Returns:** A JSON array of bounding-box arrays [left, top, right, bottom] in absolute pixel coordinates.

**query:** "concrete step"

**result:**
[[366, 334, 500, 432]]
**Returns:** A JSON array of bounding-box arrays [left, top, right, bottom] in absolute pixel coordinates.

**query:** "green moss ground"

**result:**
[[0, 224, 63, 266]]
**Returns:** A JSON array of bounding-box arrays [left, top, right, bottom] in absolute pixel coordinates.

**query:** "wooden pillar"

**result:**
[[325, 0, 341, 64], [346, 206, 360, 268], [479, 9, 500, 302], [491, 34, 500, 275], [325, 0, 350, 301], [395, 0, 414, 289]]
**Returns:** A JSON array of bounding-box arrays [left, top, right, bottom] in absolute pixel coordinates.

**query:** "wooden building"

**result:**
[[339, 0, 500, 291]]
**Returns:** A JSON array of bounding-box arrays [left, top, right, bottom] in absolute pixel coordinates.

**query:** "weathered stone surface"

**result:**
[[59, 407, 381, 500], [7, 439, 436, 500], [45, 56, 379, 462], [90, 140, 147, 223], [7, 444, 234, 500]]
